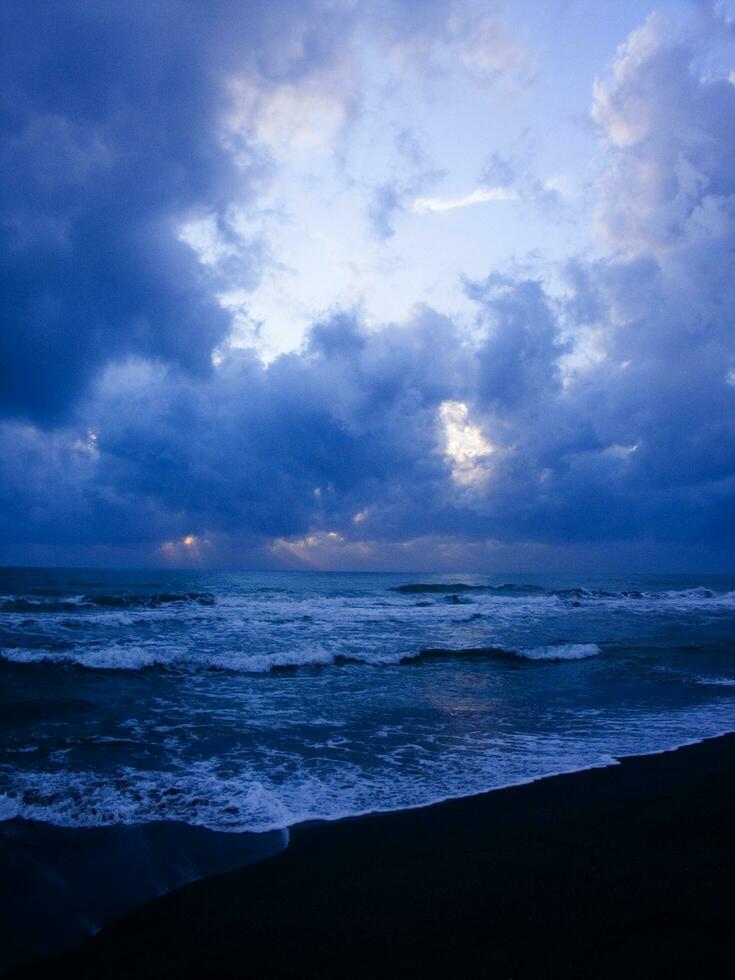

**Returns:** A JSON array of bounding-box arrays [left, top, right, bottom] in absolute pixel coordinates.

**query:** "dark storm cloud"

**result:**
[[5, 306, 465, 548], [0, 0, 358, 421]]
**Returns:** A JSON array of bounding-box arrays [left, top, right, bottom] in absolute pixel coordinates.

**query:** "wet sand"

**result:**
[[12, 733, 735, 978]]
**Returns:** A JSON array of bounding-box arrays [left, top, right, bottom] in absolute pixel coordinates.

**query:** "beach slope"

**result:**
[[15, 733, 735, 979]]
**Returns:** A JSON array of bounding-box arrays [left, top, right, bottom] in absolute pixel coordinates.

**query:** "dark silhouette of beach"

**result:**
[[12, 733, 735, 979]]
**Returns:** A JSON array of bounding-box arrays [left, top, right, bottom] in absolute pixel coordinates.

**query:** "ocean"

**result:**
[[2, 566, 735, 831], [1, 566, 735, 966]]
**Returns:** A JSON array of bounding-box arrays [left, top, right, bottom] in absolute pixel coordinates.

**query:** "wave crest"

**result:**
[[1, 640, 602, 673], [515, 643, 601, 661], [417, 643, 601, 663], [392, 583, 488, 595], [0, 591, 215, 614], [389, 583, 735, 606]]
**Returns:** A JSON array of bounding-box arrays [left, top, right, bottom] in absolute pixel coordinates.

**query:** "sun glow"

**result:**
[[159, 534, 210, 565], [438, 401, 493, 486]]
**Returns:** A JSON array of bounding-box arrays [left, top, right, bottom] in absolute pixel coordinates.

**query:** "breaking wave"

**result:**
[[0, 768, 292, 833], [0, 592, 215, 613], [513, 642, 602, 661], [392, 582, 544, 596], [84, 591, 215, 608], [0, 640, 603, 672], [417, 643, 602, 663], [0, 598, 86, 614], [391, 583, 735, 606], [694, 676, 735, 688]]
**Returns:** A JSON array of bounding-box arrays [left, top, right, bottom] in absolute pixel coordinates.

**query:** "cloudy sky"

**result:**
[[2, 0, 735, 571]]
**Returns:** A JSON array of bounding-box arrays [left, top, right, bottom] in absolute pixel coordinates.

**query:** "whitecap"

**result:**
[[0, 794, 19, 821], [515, 643, 601, 661], [694, 676, 735, 687]]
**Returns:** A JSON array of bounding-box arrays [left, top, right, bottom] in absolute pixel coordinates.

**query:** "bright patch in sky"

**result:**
[[439, 401, 494, 486], [160, 535, 211, 565], [413, 186, 518, 212], [211, 0, 691, 359]]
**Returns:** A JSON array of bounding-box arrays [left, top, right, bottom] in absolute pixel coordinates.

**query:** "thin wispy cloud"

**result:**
[[412, 186, 518, 213]]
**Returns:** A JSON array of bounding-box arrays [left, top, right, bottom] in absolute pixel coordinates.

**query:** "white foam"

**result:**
[[0, 766, 294, 833], [0, 639, 603, 671], [3, 722, 734, 835], [0, 793, 19, 821], [0, 642, 410, 673], [0, 644, 175, 670], [210, 646, 334, 673], [694, 676, 735, 687], [516, 643, 602, 661]]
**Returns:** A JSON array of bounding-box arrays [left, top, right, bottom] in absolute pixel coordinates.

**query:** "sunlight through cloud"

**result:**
[[438, 400, 494, 486]]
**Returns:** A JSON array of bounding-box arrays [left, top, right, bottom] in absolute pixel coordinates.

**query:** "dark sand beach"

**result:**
[[13, 732, 735, 979]]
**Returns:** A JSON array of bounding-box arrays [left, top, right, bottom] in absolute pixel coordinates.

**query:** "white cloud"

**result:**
[[226, 72, 357, 159], [591, 10, 735, 258], [413, 186, 518, 213], [438, 400, 493, 486], [446, 6, 533, 94]]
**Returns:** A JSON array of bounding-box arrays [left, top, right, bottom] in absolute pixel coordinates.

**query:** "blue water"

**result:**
[[1, 567, 735, 833]]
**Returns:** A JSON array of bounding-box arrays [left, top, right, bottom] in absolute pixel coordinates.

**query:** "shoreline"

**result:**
[[280, 723, 735, 836], [13, 730, 735, 978]]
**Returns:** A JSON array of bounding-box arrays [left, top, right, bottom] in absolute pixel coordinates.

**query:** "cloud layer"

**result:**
[[1, 2, 734, 570]]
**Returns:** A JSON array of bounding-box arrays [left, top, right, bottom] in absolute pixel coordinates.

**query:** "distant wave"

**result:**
[[0, 598, 86, 613], [0, 644, 388, 672], [392, 583, 545, 596], [694, 676, 735, 688], [514, 643, 602, 661], [392, 583, 488, 595], [3, 585, 732, 619], [391, 583, 735, 605], [0, 643, 341, 672], [1, 644, 173, 670], [83, 591, 215, 608], [0, 592, 215, 613], [417, 643, 601, 663], [551, 587, 730, 603]]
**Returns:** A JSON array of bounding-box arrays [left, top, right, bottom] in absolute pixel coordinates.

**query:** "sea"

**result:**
[[1, 566, 735, 967]]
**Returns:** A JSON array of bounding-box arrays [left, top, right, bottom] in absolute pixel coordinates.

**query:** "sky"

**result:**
[[1, 0, 735, 571]]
